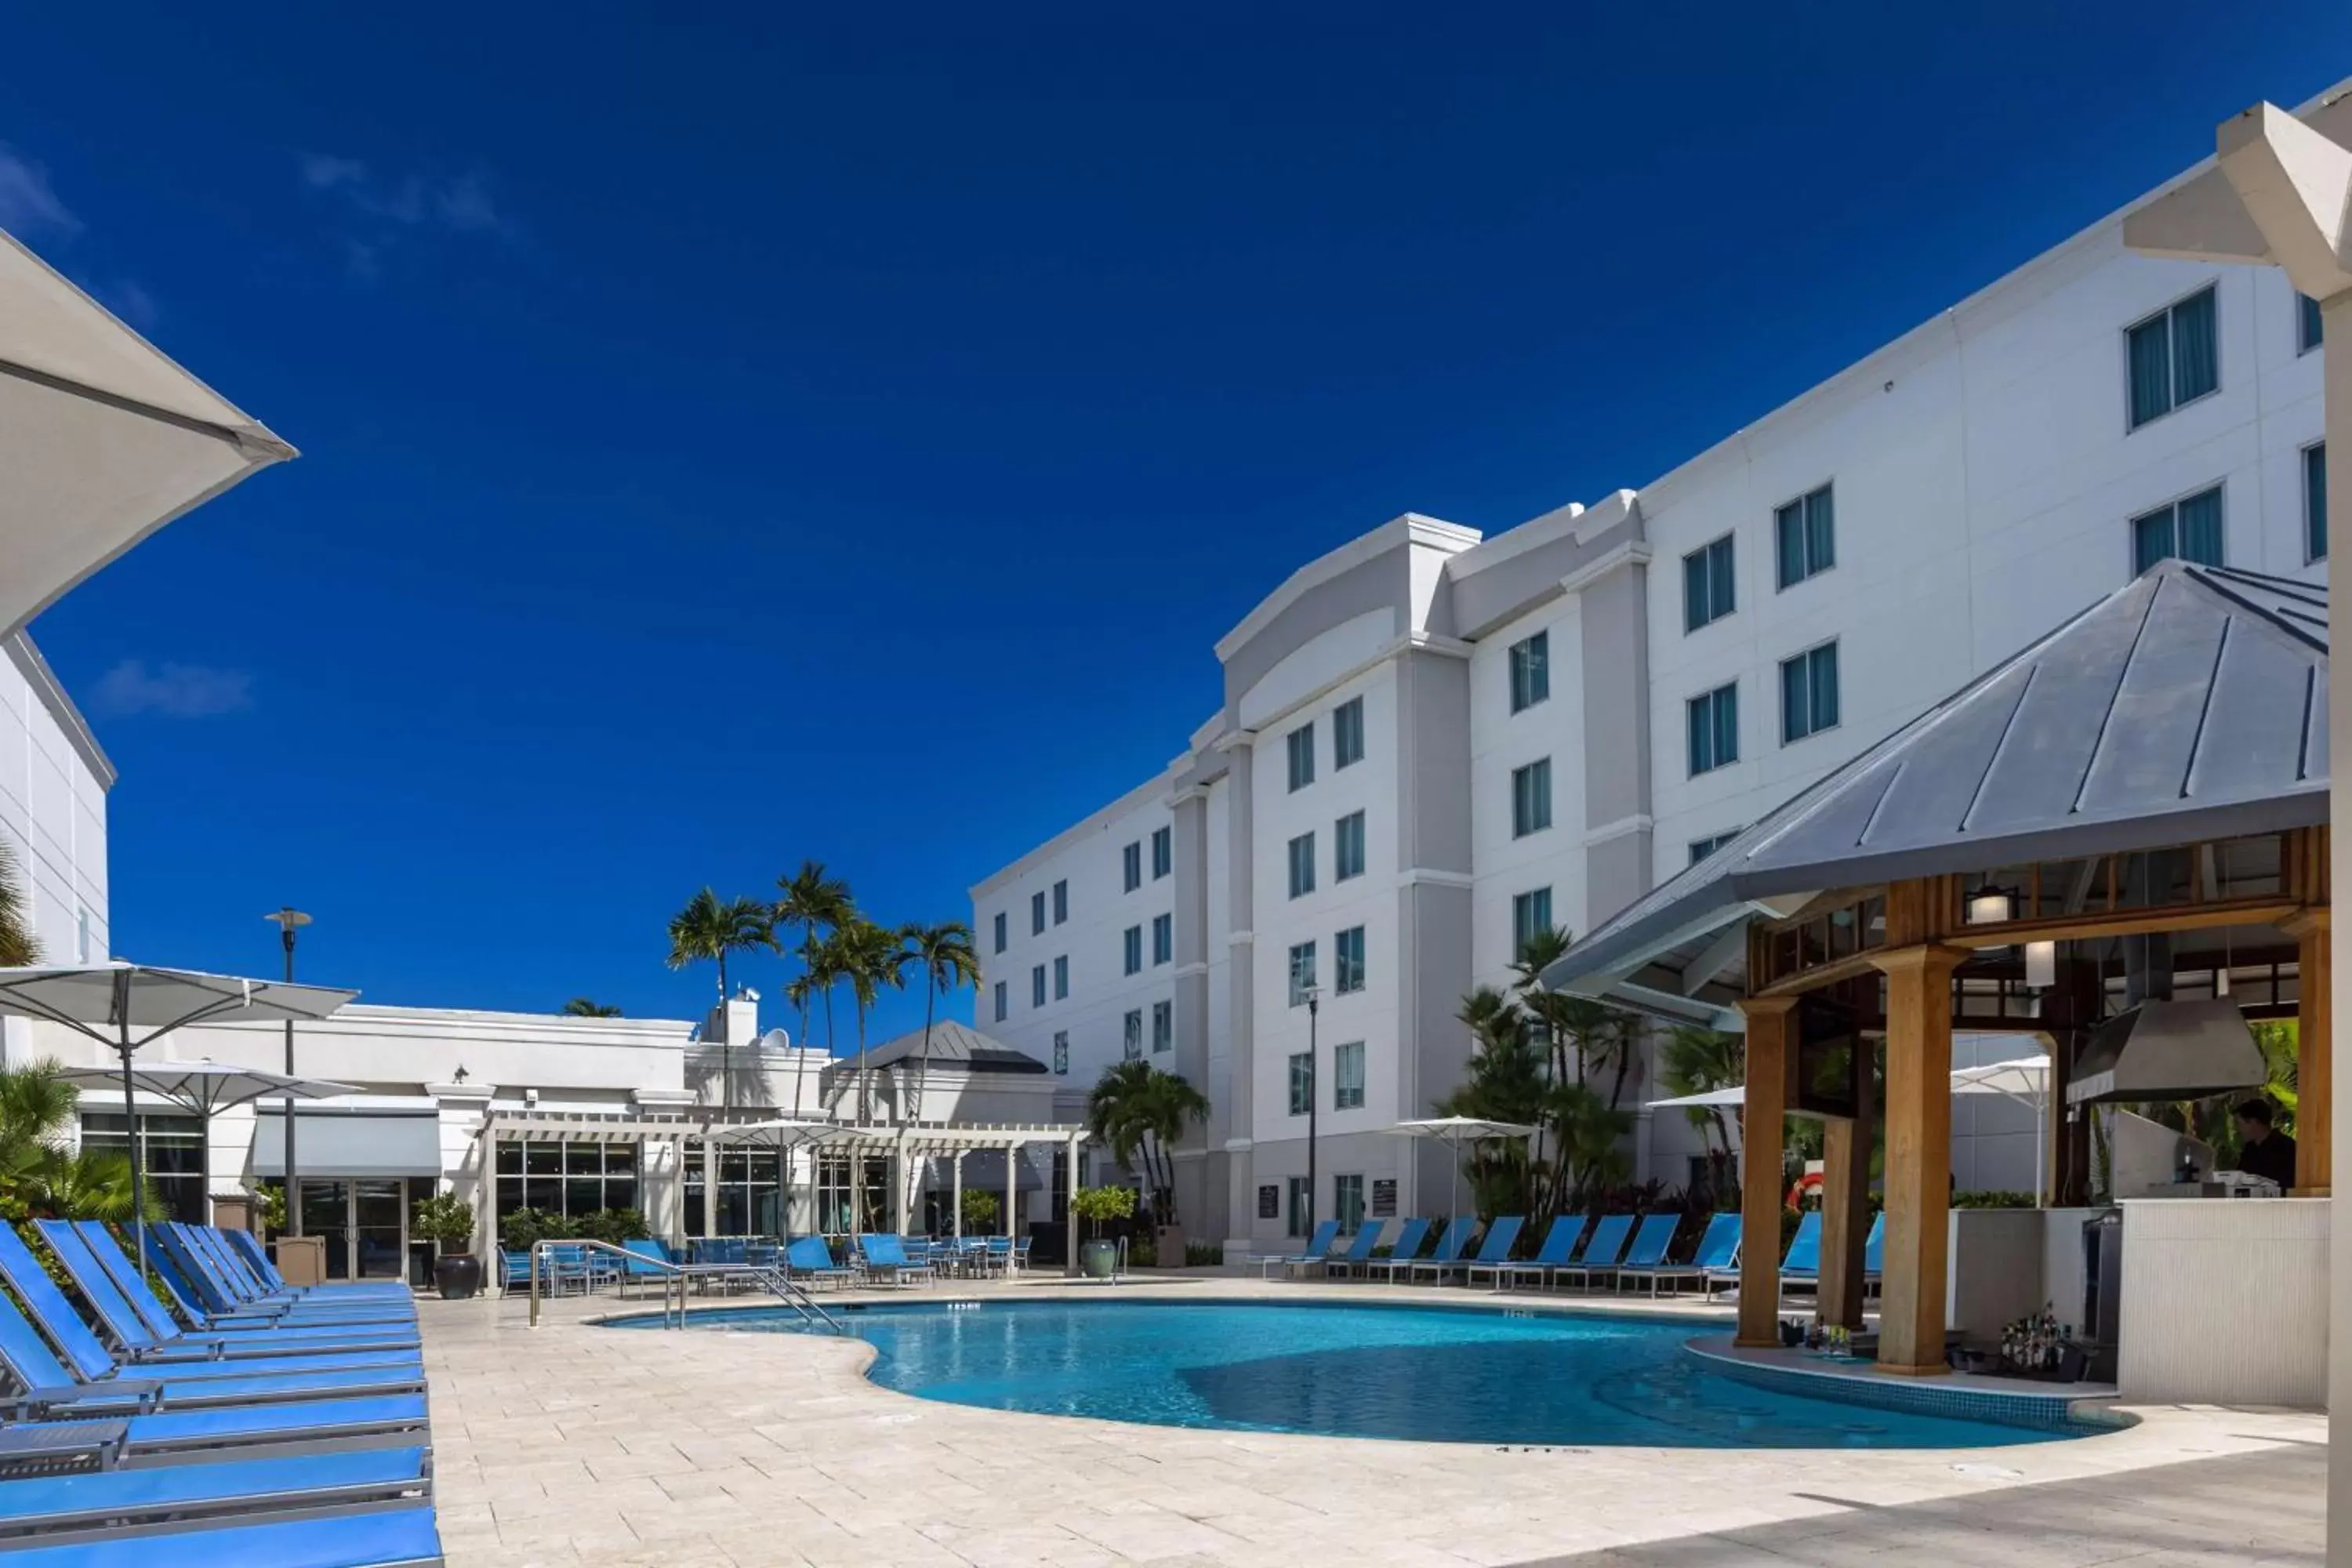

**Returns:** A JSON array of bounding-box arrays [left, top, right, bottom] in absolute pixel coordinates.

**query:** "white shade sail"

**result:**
[[0, 963, 358, 1035], [0, 231, 292, 640], [57, 1061, 357, 1119]]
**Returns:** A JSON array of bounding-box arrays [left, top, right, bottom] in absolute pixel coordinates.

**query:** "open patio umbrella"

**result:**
[[1382, 1116, 1537, 1227], [704, 1120, 843, 1247], [0, 964, 357, 1274], [55, 1061, 358, 1222]]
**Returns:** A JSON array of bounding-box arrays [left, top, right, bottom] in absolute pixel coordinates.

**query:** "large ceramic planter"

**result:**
[[1080, 1239, 1120, 1279], [434, 1253, 483, 1301]]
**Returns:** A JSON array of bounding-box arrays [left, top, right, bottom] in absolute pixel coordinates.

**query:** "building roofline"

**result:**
[[968, 768, 1174, 899], [5, 633, 114, 791], [1211, 512, 1479, 665]]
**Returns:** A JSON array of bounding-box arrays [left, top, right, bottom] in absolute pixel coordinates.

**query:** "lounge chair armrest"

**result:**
[[12, 1378, 161, 1417]]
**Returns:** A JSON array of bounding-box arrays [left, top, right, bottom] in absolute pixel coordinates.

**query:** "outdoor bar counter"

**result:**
[[2114, 1196, 2328, 1405]]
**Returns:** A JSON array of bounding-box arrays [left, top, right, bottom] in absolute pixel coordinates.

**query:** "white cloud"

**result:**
[[298, 153, 510, 238], [0, 143, 80, 238], [298, 152, 368, 191], [93, 278, 158, 330], [91, 660, 253, 719]]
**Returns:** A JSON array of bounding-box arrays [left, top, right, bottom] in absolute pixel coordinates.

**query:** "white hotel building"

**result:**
[[972, 89, 2342, 1256]]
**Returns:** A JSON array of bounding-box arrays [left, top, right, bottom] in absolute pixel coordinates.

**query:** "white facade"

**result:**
[[0, 633, 109, 970], [972, 96, 2339, 1252]]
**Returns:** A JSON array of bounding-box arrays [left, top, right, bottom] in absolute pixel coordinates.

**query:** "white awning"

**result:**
[[252, 1106, 441, 1178]]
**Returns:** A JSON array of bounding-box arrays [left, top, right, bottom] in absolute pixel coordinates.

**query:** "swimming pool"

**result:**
[[617, 1298, 2104, 1448]]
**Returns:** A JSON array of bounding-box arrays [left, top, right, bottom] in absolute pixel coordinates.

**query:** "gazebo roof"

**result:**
[[855, 1020, 1049, 1076], [1544, 561, 2328, 1000]]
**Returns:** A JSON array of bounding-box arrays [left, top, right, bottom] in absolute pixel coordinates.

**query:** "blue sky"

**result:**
[[2, 5, 2346, 1045]]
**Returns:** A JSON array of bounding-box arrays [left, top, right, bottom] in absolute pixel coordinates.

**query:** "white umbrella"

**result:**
[[0, 231, 292, 641], [1643, 1086, 1747, 1109], [55, 1061, 357, 1223], [1383, 1116, 1538, 1226], [0, 964, 357, 1272], [705, 1120, 844, 1247]]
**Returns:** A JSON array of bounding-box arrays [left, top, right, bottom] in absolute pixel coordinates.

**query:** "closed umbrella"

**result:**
[[55, 1061, 357, 1222], [1382, 1116, 1537, 1227]]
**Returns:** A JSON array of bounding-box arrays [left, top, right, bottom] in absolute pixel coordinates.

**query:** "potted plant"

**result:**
[[1069, 1185, 1135, 1279], [412, 1191, 483, 1300]]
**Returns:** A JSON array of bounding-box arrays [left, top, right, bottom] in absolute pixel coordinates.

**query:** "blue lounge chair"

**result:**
[[157, 1229, 411, 1326], [622, 1238, 672, 1283], [1258, 1220, 1339, 1279], [1402, 1218, 1475, 1284], [1552, 1214, 1634, 1290], [856, 1235, 933, 1287], [178, 1229, 408, 1316], [0, 1445, 429, 1541], [215, 1229, 412, 1305], [1322, 1221, 1386, 1279], [1589, 1213, 1679, 1292], [1458, 1217, 1530, 1290], [1618, 1212, 1737, 1297], [786, 1236, 855, 1288], [1356, 1218, 1432, 1283], [0, 1504, 442, 1565], [1776, 1211, 1826, 1286], [1864, 1212, 1885, 1290], [1497, 1215, 1584, 1292]]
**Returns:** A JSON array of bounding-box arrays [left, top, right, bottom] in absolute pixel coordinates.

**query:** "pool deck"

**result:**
[[420, 1272, 2324, 1566]]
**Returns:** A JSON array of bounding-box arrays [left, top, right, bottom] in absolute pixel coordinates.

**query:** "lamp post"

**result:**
[[1301, 982, 1321, 1237], [263, 909, 312, 1235]]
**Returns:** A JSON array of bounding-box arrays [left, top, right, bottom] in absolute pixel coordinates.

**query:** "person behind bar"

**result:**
[[2233, 1099, 2297, 1190]]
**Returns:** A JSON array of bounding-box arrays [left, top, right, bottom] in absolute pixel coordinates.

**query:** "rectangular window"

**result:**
[[1682, 533, 1737, 632], [1333, 1043, 1365, 1111], [1031, 891, 1046, 935], [1333, 1173, 1365, 1233], [1780, 641, 1841, 745], [1287, 724, 1315, 791], [81, 1112, 205, 1225], [1052, 880, 1068, 925], [2127, 284, 2219, 429], [1686, 682, 1738, 775], [1123, 842, 1142, 893], [1051, 1031, 1069, 1076], [1334, 810, 1366, 881], [1151, 826, 1171, 880], [993, 981, 1007, 1022], [1031, 964, 1046, 1008], [1123, 1010, 1143, 1061], [1511, 887, 1552, 965], [992, 912, 1006, 954], [1333, 696, 1364, 769], [1508, 631, 1550, 713], [2301, 292, 2325, 355], [1053, 955, 1069, 1000], [1287, 1174, 1312, 1236], [1287, 1054, 1313, 1116], [2130, 484, 2225, 573], [1152, 1000, 1172, 1052], [1334, 925, 1365, 995], [1690, 830, 1741, 866], [1773, 485, 1836, 589], [1287, 940, 1318, 1003], [1152, 913, 1172, 965], [1122, 926, 1142, 976], [1288, 832, 1316, 898], [2307, 443, 2328, 564], [1510, 757, 1552, 838]]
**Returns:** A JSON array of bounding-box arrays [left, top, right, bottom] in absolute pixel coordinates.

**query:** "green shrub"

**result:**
[[958, 1190, 1000, 1232], [1951, 1189, 2038, 1210], [1184, 1241, 1225, 1267]]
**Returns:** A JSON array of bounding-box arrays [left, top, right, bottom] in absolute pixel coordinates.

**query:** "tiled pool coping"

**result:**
[[1683, 1336, 2129, 1436]]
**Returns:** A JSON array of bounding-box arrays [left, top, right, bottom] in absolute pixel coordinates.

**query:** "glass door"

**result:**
[[297, 1180, 353, 1280], [352, 1180, 407, 1280]]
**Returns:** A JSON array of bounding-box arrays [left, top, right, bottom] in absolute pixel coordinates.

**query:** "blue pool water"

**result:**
[[619, 1299, 2099, 1448]]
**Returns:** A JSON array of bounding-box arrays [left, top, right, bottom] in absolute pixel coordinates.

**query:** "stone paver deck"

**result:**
[[419, 1276, 2324, 1567]]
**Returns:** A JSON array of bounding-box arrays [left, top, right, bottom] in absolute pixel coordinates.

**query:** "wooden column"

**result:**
[[1871, 943, 1966, 1375], [1817, 1041, 1875, 1330], [2288, 909, 2332, 1195], [1735, 997, 1798, 1348]]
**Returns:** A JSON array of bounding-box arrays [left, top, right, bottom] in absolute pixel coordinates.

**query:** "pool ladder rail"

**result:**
[[525, 1237, 848, 1334]]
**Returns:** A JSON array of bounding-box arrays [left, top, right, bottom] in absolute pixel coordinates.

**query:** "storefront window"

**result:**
[[494, 1139, 638, 1223]]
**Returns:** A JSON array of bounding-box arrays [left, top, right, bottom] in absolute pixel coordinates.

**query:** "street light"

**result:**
[[263, 909, 312, 1235]]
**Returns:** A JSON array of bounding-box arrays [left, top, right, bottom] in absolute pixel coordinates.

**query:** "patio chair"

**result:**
[[1321, 1221, 1387, 1279], [497, 1250, 534, 1295], [1496, 1215, 1583, 1292], [0, 1444, 430, 1544], [1584, 1214, 1678, 1293], [1393, 1218, 1472, 1284], [156, 1229, 411, 1326], [1012, 1236, 1033, 1275], [1775, 1211, 1826, 1290], [1457, 1217, 1530, 1290], [985, 1236, 1014, 1275], [0, 1502, 443, 1566], [1617, 1212, 1737, 1297], [621, 1239, 673, 1297], [216, 1229, 412, 1305], [1552, 1214, 1634, 1290], [856, 1234, 935, 1287], [1252, 1220, 1339, 1279], [1357, 1218, 1432, 1283], [786, 1236, 856, 1289], [181, 1229, 411, 1316]]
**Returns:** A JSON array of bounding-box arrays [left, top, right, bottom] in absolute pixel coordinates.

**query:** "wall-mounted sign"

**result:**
[[1370, 1179, 1397, 1218], [1258, 1184, 1279, 1220]]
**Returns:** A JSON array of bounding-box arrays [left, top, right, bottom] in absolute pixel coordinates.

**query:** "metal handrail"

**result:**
[[524, 1237, 844, 1333]]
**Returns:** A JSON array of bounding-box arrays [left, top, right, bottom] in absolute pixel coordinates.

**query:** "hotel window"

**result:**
[[1031, 891, 1046, 935], [2130, 485, 2224, 573], [1123, 1010, 1144, 1061], [1288, 832, 1316, 898], [1052, 880, 1068, 925], [992, 912, 1006, 954], [1334, 810, 1366, 882], [1508, 631, 1549, 713], [82, 1112, 206, 1224], [2301, 292, 2325, 354], [1780, 641, 1841, 745], [1690, 830, 1742, 866], [1053, 954, 1069, 1000], [1332, 696, 1364, 770], [1333, 1044, 1365, 1111], [499, 1136, 642, 1227], [1123, 841, 1142, 892], [1122, 925, 1142, 976], [1773, 484, 1835, 589], [1511, 757, 1552, 838], [1151, 826, 1171, 880], [2127, 284, 2218, 429], [1152, 1000, 1172, 1052], [1152, 913, 1172, 965], [1287, 1054, 1313, 1116], [1287, 940, 1317, 1002], [1333, 1173, 1365, 1233], [993, 981, 1007, 1022], [1334, 925, 1365, 994], [1052, 1031, 1069, 1076], [1683, 533, 1736, 631], [1287, 723, 1315, 791], [1031, 964, 1046, 1008], [2307, 443, 2328, 564], [1511, 888, 1552, 965], [1286, 1174, 1312, 1236], [1687, 682, 1738, 775]]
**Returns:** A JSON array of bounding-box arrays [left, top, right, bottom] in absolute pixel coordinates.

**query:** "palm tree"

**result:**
[[666, 888, 775, 1111], [0, 1058, 143, 1219], [1085, 1061, 1210, 1226], [0, 843, 36, 967], [900, 920, 980, 1121], [1659, 1026, 1743, 1206], [1436, 987, 1549, 1218], [774, 862, 854, 1114], [829, 918, 910, 1123], [560, 998, 622, 1018]]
